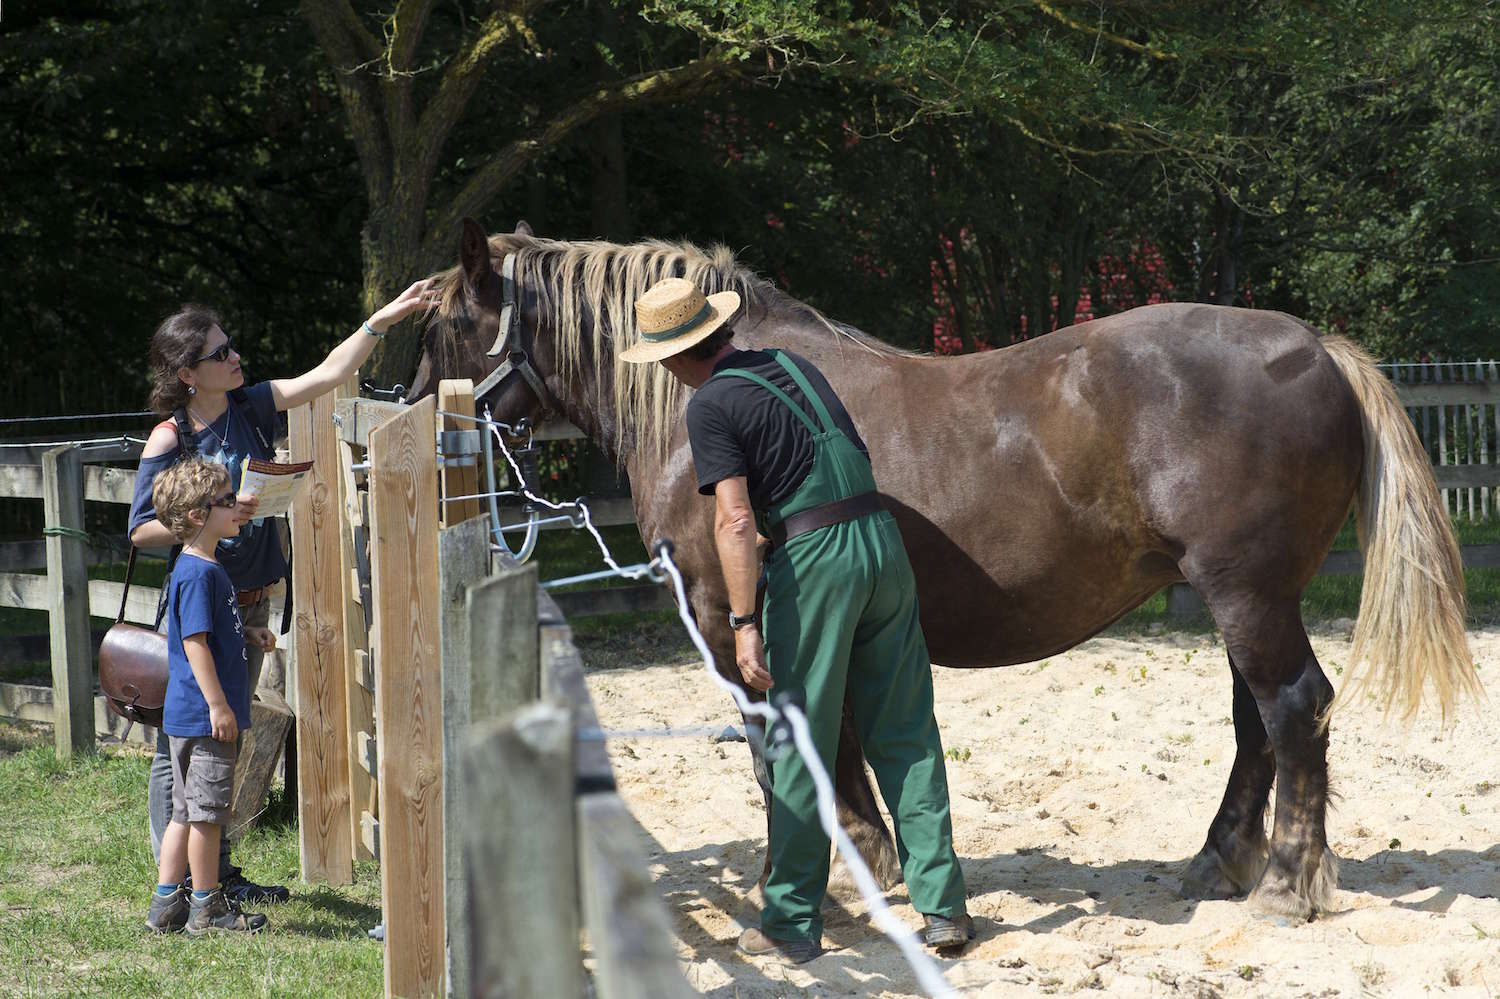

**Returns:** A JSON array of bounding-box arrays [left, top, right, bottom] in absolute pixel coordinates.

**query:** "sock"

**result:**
[[155, 883, 179, 897], [191, 888, 215, 902]]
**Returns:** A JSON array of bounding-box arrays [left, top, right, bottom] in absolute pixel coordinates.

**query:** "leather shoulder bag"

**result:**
[[97, 546, 168, 730]]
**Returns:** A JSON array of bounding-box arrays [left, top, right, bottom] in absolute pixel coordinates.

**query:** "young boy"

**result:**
[[144, 458, 277, 935]]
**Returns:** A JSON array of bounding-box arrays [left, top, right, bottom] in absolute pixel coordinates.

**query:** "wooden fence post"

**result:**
[[42, 444, 93, 758], [335, 382, 380, 862], [1166, 582, 1205, 621], [437, 513, 490, 999], [577, 793, 697, 999], [369, 396, 445, 999], [463, 703, 581, 999], [437, 379, 480, 529], [290, 397, 354, 884]]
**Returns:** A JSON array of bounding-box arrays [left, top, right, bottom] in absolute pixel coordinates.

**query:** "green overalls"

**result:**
[[712, 350, 967, 944]]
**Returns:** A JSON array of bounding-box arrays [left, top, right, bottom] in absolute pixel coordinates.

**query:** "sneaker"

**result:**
[[145, 886, 189, 933], [185, 887, 268, 936], [921, 912, 977, 948], [221, 867, 290, 904], [737, 926, 822, 964]]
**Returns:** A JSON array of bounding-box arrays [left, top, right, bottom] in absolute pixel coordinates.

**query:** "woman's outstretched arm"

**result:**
[[270, 278, 438, 412]]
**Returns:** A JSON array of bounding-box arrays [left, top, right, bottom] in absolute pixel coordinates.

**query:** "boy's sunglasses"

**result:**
[[205, 492, 238, 510], [196, 339, 235, 364]]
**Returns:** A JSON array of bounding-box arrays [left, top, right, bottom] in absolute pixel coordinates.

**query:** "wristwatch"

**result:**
[[729, 611, 759, 631]]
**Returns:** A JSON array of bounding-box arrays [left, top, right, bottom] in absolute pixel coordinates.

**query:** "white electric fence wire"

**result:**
[[0, 434, 149, 450], [655, 548, 957, 999], [476, 406, 661, 583]]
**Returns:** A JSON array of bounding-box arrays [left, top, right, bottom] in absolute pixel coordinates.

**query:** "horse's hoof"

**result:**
[[1247, 880, 1315, 922], [1248, 847, 1339, 921], [1179, 848, 1242, 900]]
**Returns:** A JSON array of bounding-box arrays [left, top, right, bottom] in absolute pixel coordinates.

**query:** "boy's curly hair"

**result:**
[[151, 458, 230, 542]]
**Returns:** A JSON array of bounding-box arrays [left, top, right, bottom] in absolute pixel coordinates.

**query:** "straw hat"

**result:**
[[620, 277, 740, 364]]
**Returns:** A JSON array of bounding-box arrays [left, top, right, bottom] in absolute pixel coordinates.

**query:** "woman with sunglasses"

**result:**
[[127, 278, 436, 904]]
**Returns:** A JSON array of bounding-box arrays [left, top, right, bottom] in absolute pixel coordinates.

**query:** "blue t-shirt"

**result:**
[[164, 553, 252, 736], [128, 381, 289, 590]]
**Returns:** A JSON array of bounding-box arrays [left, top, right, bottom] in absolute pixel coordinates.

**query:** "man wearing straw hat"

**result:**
[[622, 277, 974, 964]]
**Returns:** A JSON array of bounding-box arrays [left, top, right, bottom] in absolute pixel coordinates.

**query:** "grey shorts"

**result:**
[[168, 735, 239, 826]]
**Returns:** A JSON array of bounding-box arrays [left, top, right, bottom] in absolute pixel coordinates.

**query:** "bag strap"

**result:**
[[172, 407, 198, 457], [116, 546, 137, 625]]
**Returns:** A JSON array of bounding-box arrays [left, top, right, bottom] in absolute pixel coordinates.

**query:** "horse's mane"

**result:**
[[430, 233, 909, 460]]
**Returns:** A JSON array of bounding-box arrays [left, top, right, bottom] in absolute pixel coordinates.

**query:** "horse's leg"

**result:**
[[1198, 591, 1337, 920], [1180, 653, 1273, 898], [833, 705, 902, 889], [725, 652, 899, 890]]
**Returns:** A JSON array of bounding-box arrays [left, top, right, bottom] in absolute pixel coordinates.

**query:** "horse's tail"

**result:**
[[1319, 334, 1483, 726]]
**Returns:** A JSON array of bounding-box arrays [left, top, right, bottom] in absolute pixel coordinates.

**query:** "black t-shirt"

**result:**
[[685, 349, 869, 508]]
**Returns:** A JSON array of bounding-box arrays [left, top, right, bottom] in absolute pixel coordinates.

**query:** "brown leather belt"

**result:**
[[767, 491, 884, 548], [236, 586, 269, 607]]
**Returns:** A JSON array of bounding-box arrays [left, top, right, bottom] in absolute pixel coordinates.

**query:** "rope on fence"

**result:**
[[41, 525, 92, 543]]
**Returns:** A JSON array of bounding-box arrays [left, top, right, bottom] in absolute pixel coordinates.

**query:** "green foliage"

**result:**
[[3, 0, 1498, 421], [0, 724, 382, 996]]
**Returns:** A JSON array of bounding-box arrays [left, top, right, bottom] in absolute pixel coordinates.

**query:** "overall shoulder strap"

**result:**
[[711, 365, 821, 436], [769, 351, 839, 435]]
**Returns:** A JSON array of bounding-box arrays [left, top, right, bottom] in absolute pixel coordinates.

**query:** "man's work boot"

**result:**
[[185, 887, 268, 936], [921, 911, 977, 949], [737, 926, 823, 964]]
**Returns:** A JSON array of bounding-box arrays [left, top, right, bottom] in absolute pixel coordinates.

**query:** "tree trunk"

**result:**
[[588, 6, 631, 241], [361, 212, 432, 391], [589, 115, 630, 241]]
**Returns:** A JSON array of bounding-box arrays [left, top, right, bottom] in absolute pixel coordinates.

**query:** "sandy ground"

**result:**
[[584, 621, 1500, 998]]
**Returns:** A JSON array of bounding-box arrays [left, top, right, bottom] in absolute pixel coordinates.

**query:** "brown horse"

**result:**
[[412, 218, 1481, 921]]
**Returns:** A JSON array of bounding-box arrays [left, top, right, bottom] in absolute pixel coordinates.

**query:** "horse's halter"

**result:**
[[472, 252, 553, 420]]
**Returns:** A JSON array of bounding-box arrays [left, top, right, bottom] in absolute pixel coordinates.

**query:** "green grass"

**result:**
[[0, 722, 383, 998]]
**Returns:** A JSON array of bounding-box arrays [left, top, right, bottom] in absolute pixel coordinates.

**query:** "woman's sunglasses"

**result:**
[[196, 338, 235, 364], [205, 492, 238, 510]]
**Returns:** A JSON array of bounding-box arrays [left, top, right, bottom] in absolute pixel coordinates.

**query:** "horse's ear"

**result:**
[[460, 217, 491, 288], [514, 220, 534, 237]]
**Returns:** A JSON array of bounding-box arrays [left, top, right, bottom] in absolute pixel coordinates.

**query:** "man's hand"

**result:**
[[735, 626, 773, 691], [209, 702, 238, 743], [245, 627, 277, 652]]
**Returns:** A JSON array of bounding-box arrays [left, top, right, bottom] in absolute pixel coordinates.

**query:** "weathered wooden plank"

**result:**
[[437, 380, 481, 529], [437, 514, 490, 999], [369, 395, 445, 999], [354, 649, 375, 692], [0, 440, 144, 467], [228, 694, 295, 842], [500, 496, 637, 531], [463, 705, 581, 999], [538, 613, 613, 794], [290, 398, 354, 886], [43, 445, 94, 758], [465, 558, 540, 718], [334, 397, 408, 448], [553, 583, 673, 618], [1430, 464, 1500, 490], [0, 464, 137, 504], [357, 730, 378, 776], [577, 792, 696, 999], [0, 681, 156, 746], [361, 811, 382, 862], [0, 536, 130, 572]]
